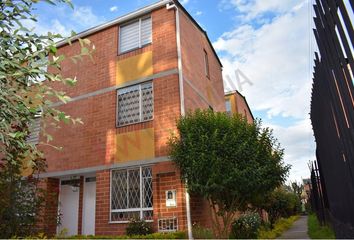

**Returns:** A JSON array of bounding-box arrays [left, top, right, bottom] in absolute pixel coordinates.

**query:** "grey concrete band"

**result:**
[[39, 156, 170, 178], [184, 77, 212, 107], [52, 68, 178, 107]]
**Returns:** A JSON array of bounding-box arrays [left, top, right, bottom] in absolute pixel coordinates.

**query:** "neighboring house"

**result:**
[[225, 90, 254, 123], [37, 0, 226, 236]]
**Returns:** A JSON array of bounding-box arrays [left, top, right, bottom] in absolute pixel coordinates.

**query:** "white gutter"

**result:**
[[56, 0, 171, 47], [166, 3, 191, 239]]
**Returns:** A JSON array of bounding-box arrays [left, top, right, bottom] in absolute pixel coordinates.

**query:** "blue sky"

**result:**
[[30, 0, 327, 182]]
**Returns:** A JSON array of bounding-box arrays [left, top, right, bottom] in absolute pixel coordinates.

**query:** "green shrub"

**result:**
[[125, 218, 153, 236], [257, 215, 299, 239], [231, 212, 261, 239], [192, 224, 215, 239], [307, 214, 335, 239]]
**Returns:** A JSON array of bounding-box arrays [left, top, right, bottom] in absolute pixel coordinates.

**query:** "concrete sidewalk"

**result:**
[[278, 216, 309, 239]]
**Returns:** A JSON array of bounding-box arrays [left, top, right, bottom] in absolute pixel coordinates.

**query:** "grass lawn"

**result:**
[[307, 214, 335, 239]]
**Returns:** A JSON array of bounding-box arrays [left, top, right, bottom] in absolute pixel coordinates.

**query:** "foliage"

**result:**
[[257, 215, 299, 239], [125, 218, 153, 236], [259, 187, 299, 225], [307, 214, 335, 239], [168, 110, 290, 238], [192, 223, 215, 239], [230, 212, 261, 239], [0, 0, 94, 238], [54, 232, 187, 239]]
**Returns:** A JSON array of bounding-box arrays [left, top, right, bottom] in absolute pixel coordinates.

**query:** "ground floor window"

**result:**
[[110, 166, 153, 222]]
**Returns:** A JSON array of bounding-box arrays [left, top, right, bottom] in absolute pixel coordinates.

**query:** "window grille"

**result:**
[[117, 82, 153, 127], [111, 166, 153, 222], [158, 217, 178, 232], [119, 16, 152, 53], [26, 114, 41, 145]]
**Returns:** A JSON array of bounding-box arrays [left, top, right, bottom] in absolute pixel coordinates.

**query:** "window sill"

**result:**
[[109, 220, 154, 224], [116, 118, 153, 128], [118, 43, 152, 56]]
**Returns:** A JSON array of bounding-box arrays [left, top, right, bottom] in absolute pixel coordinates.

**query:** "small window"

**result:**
[[26, 114, 41, 145], [204, 49, 210, 78], [111, 167, 153, 222], [117, 82, 153, 127], [225, 99, 231, 115], [119, 16, 152, 53]]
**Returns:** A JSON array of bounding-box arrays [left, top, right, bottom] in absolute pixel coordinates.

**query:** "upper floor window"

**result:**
[[119, 16, 152, 53], [204, 49, 210, 78], [225, 99, 231, 115], [26, 113, 41, 145], [116, 81, 153, 127]]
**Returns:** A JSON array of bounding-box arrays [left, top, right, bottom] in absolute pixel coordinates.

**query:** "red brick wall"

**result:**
[[37, 178, 60, 237], [190, 194, 213, 229], [95, 161, 187, 235], [152, 161, 187, 231], [39, 4, 226, 237], [41, 6, 180, 173], [235, 93, 254, 124], [179, 11, 225, 112], [152, 8, 178, 73]]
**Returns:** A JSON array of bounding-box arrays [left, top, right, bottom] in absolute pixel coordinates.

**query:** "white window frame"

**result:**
[[26, 111, 42, 145], [119, 16, 152, 54], [116, 81, 154, 127], [109, 166, 153, 223], [225, 99, 232, 115]]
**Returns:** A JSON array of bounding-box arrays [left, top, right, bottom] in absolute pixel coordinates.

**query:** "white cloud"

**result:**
[[265, 119, 315, 182], [110, 6, 118, 12], [196, 11, 203, 16], [72, 6, 105, 28], [215, 1, 312, 119], [22, 4, 105, 38], [179, 0, 189, 5], [215, 0, 316, 181], [219, 0, 305, 22], [22, 18, 70, 37]]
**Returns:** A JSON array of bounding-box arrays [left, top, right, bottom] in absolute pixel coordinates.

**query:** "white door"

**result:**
[[58, 181, 80, 236], [82, 177, 96, 235]]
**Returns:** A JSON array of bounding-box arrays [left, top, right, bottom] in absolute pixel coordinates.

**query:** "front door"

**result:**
[[82, 177, 96, 235], [58, 180, 80, 236]]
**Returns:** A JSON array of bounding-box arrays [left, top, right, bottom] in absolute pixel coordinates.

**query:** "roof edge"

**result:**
[[56, 0, 172, 47], [172, 0, 223, 67]]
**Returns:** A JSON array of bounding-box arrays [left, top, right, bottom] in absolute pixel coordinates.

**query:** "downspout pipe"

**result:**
[[166, 2, 192, 239]]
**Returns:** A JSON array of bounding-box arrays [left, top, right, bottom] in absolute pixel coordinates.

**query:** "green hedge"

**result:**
[[257, 215, 299, 239]]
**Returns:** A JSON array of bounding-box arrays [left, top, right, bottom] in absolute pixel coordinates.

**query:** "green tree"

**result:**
[[0, 0, 94, 237], [260, 187, 299, 226], [168, 110, 290, 238]]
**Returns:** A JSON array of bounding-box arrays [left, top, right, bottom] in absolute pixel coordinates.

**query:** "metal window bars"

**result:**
[[111, 167, 153, 222], [158, 217, 178, 232], [117, 82, 153, 127]]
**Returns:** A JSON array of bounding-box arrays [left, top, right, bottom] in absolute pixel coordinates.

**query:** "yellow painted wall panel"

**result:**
[[116, 51, 153, 85], [116, 128, 155, 162]]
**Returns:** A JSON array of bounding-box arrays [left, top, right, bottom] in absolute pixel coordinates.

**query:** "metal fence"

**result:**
[[310, 0, 354, 238]]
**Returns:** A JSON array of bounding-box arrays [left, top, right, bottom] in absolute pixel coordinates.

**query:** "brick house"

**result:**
[[225, 90, 254, 123], [37, 0, 227, 236]]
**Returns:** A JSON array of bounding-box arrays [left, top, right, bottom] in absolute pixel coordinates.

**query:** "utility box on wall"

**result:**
[[165, 190, 177, 207]]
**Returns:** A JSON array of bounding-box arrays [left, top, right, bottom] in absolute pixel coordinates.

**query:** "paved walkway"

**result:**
[[278, 216, 310, 239]]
